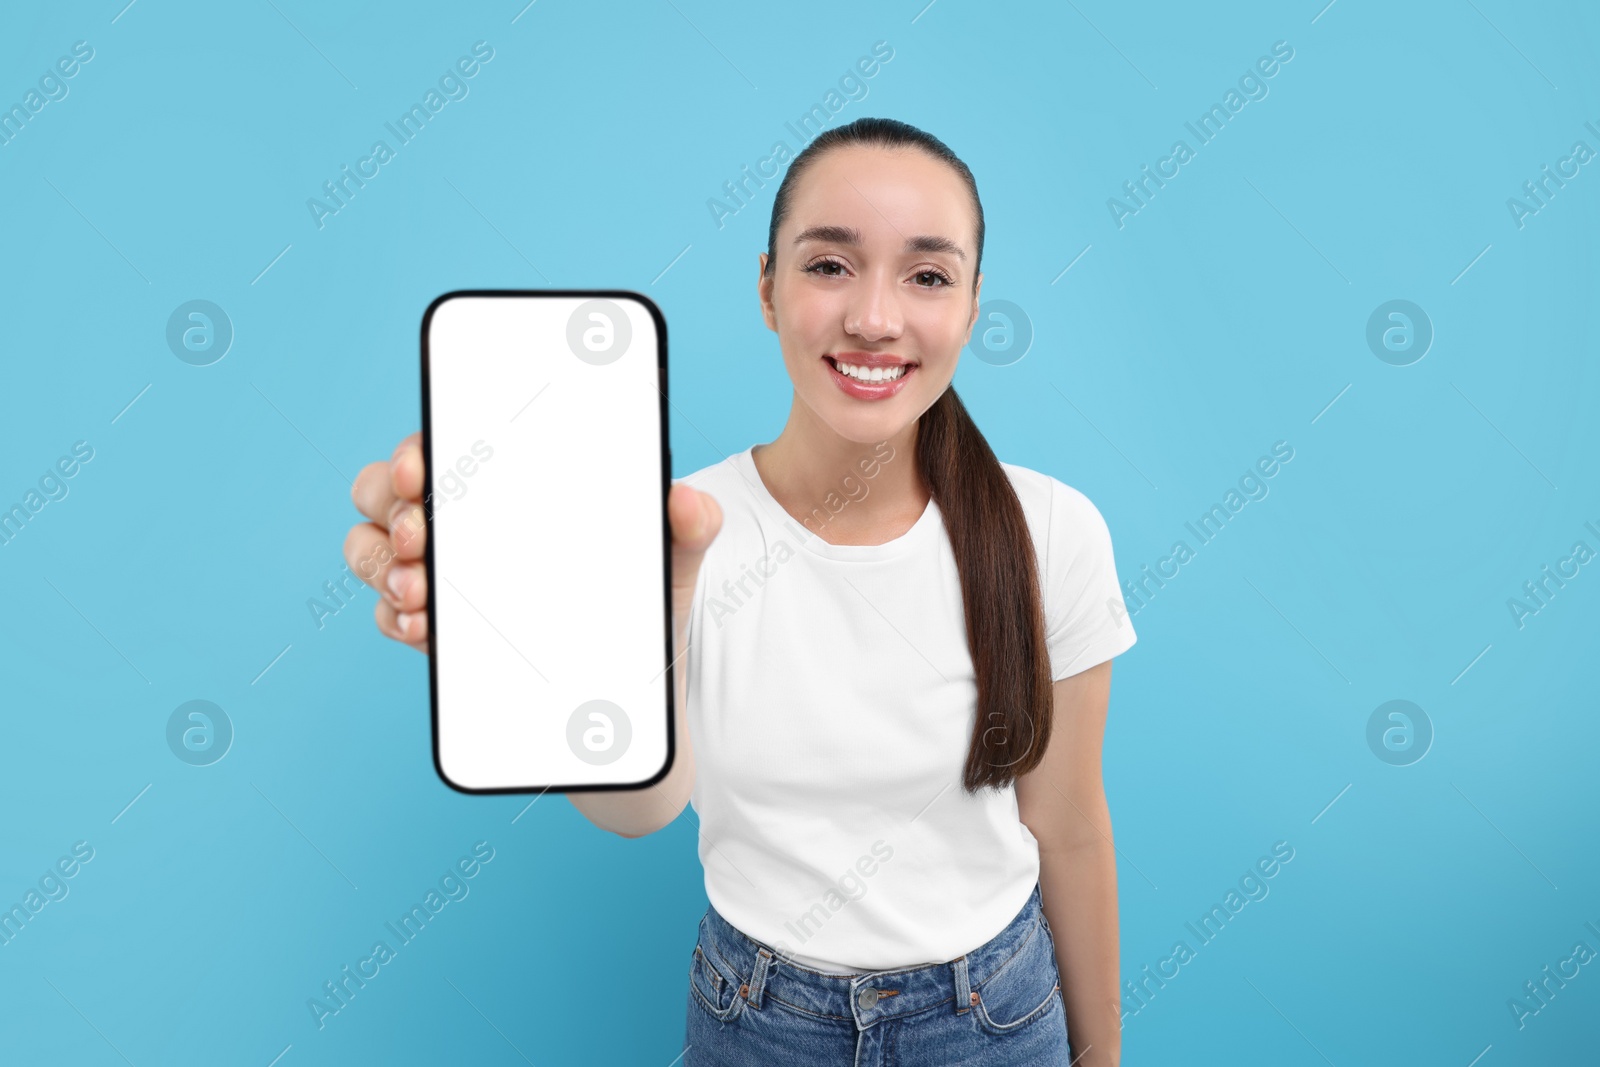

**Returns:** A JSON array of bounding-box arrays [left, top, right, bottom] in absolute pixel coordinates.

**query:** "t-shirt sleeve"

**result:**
[[1043, 478, 1138, 681]]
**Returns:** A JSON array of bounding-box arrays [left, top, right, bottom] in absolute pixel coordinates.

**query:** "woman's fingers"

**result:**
[[351, 432, 423, 525], [348, 431, 430, 655], [344, 520, 428, 610], [389, 432, 424, 502], [352, 459, 399, 526], [348, 527, 428, 652], [387, 498, 428, 562], [375, 597, 429, 653], [384, 560, 428, 614], [344, 521, 401, 604]]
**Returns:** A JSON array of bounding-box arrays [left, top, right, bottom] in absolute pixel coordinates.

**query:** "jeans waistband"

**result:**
[[697, 882, 1046, 1029]]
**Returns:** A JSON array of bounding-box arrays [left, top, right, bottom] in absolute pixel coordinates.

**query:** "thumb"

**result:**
[[669, 483, 722, 605]]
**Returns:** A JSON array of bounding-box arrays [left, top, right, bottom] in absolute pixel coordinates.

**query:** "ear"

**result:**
[[758, 252, 778, 333], [962, 271, 984, 346]]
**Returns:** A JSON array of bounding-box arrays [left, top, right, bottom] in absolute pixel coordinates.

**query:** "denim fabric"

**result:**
[[684, 882, 1069, 1066]]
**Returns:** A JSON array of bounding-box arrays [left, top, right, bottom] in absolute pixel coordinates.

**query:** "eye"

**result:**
[[802, 257, 847, 277], [802, 258, 954, 287]]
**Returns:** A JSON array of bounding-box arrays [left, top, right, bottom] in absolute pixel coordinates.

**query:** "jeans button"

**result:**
[[857, 987, 879, 1009]]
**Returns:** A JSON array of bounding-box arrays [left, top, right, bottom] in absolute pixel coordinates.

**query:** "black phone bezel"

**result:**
[[419, 289, 675, 796]]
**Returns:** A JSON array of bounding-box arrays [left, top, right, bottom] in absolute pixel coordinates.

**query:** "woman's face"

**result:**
[[759, 143, 982, 445]]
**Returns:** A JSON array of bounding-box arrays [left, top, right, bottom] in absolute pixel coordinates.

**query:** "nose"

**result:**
[[847, 269, 903, 342]]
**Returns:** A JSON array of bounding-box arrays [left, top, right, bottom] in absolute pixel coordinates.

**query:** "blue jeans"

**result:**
[[684, 882, 1070, 1065]]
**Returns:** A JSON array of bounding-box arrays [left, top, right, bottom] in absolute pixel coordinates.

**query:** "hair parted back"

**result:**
[[763, 116, 1053, 793]]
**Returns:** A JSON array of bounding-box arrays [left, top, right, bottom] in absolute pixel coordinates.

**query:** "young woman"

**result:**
[[346, 117, 1137, 1066]]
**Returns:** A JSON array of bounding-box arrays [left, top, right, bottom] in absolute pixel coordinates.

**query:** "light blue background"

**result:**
[[2, 1, 1597, 1064]]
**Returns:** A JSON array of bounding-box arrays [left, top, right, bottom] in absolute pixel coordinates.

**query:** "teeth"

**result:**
[[834, 360, 907, 382]]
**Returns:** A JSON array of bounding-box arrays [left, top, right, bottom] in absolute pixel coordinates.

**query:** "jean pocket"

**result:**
[[689, 939, 746, 1023], [972, 916, 1063, 1037]]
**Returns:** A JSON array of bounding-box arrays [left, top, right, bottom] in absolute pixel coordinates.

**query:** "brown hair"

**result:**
[[764, 117, 1051, 793]]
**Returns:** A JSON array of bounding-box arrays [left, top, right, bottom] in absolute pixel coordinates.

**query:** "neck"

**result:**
[[752, 397, 929, 546]]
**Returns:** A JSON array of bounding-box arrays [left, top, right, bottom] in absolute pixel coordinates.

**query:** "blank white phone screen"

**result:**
[[424, 292, 670, 793]]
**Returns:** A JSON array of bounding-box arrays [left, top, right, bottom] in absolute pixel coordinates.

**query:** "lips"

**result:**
[[826, 351, 916, 369], [823, 353, 918, 400]]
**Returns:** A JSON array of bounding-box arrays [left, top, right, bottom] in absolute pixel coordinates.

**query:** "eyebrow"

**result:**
[[792, 224, 966, 262]]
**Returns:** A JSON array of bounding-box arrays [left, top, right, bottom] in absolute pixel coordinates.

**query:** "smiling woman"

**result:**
[[667, 117, 1138, 1066], [342, 115, 1139, 1067]]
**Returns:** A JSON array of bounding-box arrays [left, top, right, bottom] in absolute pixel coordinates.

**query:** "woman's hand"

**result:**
[[344, 431, 719, 835], [346, 431, 431, 653], [344, 431, 724, 664]]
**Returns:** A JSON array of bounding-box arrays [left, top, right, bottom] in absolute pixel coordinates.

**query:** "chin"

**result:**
[[816, 404, 918, 446]]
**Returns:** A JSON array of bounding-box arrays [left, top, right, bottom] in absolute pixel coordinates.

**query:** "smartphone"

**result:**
[[420, 290, 673, 795]]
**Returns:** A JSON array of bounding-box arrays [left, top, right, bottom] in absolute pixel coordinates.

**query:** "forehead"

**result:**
[[784, 144, 975, 249]]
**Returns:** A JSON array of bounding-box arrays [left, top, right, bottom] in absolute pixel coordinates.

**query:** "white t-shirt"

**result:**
[[675, 444, 1137, 973]]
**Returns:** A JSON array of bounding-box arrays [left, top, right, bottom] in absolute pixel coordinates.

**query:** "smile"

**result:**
[[828, 357, 909, 382], [823, 355, 918, 400]]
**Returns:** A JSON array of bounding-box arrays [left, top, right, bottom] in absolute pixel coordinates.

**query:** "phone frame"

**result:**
[[419, 289, 675, 796]]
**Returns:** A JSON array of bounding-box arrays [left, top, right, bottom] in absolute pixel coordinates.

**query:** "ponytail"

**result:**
[[918, 387, 1052, 792]]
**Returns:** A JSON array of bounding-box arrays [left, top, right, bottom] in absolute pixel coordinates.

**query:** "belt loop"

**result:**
[[952, 954, 972, 1015], [745, 947, 774, 1009]]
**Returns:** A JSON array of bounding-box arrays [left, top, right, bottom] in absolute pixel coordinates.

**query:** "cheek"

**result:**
[[779, 320, 824, 368], [775, 294, 834, 359], [909, 311, 967, 367]]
